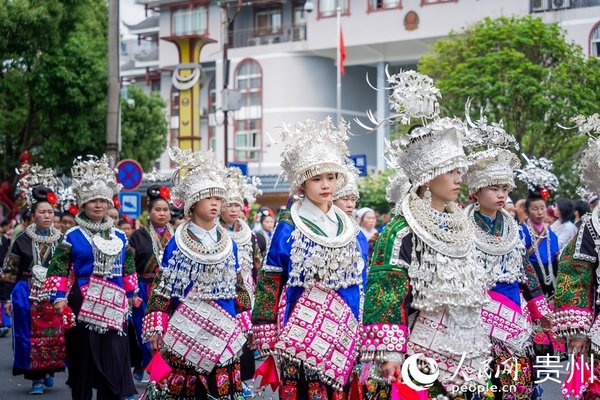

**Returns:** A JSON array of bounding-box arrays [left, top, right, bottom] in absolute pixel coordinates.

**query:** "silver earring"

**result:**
[[424, 187, 432, 207], [474, 201, 480, 211]]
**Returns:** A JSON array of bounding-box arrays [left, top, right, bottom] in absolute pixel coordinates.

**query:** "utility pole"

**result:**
[[106, 0, 120, 165]]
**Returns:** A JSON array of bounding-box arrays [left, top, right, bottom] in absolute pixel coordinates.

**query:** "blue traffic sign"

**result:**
[[227, 162, 248, 176], [350, 154, 367, 177], [119, 192, 142, 219], [117, 159, 143, 190]]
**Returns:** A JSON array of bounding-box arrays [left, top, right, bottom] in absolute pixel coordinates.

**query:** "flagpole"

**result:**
[[336, 0, 341, 125]]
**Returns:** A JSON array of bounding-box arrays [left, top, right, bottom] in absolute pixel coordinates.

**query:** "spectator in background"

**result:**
[[504, 197, 516, 219], [255, 214, 275, 256], [551, 198, 578, 249], [357, 207, 378, 240], [53, 211, 61, 231], [118, 218, 134, 239], [515, 199, 528, 223], [574, 199, 590, 229], [0, 220, 10, 337], [107, 207, 120, 227], [11, 211, 31, 243], [60, 212, 76, 234], [589, 194, 599, 211]]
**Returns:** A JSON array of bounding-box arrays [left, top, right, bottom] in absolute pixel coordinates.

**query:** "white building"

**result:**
[[123, 0, 600, 202]]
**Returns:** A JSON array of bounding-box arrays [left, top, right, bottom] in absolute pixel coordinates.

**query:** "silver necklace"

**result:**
[[467, 206, 520, 256], [75, 214, 114, 232], [526, 220, 554, 286], [174, 221, 232, 265], [402, 193, 473, 258], [227, 219, 252, 246], [25, 224, 61, 245], [148, 222, 174, 265], [26, 224, 61, 301]]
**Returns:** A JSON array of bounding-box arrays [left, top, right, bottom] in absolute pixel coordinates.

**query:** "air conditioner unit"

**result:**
[[531, 0, 546, 12], [550, 0, 570, 10]]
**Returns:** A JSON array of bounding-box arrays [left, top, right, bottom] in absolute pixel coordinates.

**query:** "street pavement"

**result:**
[[0, 332, 566, 400]]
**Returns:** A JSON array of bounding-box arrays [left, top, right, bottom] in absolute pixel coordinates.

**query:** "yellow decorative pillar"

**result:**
[[163, 36, 215, 151]]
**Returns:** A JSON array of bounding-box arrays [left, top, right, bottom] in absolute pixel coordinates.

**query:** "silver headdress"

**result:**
[[224, 167, 245, 207], [392, 117, 469, 189], [57, 186, 78, 215], [333, 163, 360, 201], [279, 117, 350, 194], [17, 164, 63, 209], [243, 176, 262, 207], [559, 114, 600, 195], [71, 155, 121, 208], [516, 154, 559, 192], [361, 70, 468, 191], [463, 101, 520, 194], [169, 147, 227, 215]]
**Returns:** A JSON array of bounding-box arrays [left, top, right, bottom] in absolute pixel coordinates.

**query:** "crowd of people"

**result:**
[[0, 70, 600, 400]]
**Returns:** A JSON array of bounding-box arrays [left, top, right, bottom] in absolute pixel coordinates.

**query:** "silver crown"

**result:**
[[333, 163, 360, 201], [559, 114, 600, 196], [224, 167, 245, 207], [516, 154, 559, 192], [392, 117, 469, 189], [243, 176, 262, 207], [279, 117, 350, 194], [17, 164, 63, 209], [463, 101, 520, 194], [169, 147, 227, 215], [71, 155, 120, 208], [57, 186, 77, 213]]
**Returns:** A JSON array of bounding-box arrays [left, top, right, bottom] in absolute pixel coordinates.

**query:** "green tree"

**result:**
[[120, 85, 168, 171], [357, 169, 395, 214], [0, 0, 167, 193], [0, 0, 108, 180], [418, 16, 600, 197]]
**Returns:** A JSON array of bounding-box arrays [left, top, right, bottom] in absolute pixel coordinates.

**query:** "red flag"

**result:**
[[339, 27, 346, 76]]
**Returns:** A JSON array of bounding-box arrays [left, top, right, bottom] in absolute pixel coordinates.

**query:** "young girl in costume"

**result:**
[[1, 164, 66, 395], [142, 148, 252, 400], [463, 112, 550, 400], [44, 155, 138, 400], [554, 115, 600, 399], [129, 184, 174, 380], [361, 71, 489, 399], [252, 118, 367, 399], [219, 167, 262, 389]]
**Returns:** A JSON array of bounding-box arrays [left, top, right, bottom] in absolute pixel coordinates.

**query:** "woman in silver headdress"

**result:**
[[142, 148, 252, 400], [554, 115, 600, 400], [0, 164, 65, 395], [44, 155, 137, 400], [463, 113, 550, 400], [252, 118, 367, 399], [361, 71, 489, 399]]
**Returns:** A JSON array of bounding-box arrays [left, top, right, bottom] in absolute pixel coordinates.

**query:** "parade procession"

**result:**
[[5, 1, 600, 400]]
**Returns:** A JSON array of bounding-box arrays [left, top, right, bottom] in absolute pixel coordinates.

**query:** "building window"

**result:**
[[235, 120, 261, 161], [319, 0, 350, 18], [172, 5, 208, 36], [368, 0, 401, 11], [420, 0, 458, 5], [234, 59, 262, 162], [255, 5, 283, 36], [591, 24, 600, 57], [292, 4, 308, 41]]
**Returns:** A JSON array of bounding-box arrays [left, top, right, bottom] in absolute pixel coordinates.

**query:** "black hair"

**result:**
[[525, 189, 545, 210], [147, 185, 170, 212], [574, 200, 589, 219], [30, 186, 52, 213], [555, 198, 575, 223], [260, 214, 274, 224], [0, 219, 10, 228], [60, 212, 75, 221], [21, 210, 30, 222], [118, 218, 132, 227], [170, 205, 184, 220]]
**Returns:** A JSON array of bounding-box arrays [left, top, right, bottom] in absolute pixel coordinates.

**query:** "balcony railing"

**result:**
[[229, 25, 307, 48], [531, 0, 600, 12]]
